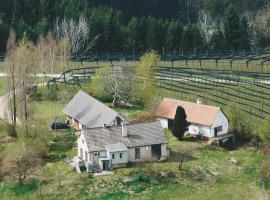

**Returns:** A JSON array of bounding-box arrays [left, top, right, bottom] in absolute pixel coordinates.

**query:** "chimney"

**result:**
[[121, 121, 128, 137], [197, 98, 203, 104]]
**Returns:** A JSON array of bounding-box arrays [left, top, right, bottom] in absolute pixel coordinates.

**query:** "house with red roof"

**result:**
[[155, 98, 229, 141]]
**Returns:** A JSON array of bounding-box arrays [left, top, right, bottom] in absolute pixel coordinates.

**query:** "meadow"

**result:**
[[0, 84, 269, 200]]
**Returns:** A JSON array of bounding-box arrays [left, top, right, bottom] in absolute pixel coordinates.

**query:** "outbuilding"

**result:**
[[155, 98, 229, 141], [63, 90, 126, 130]]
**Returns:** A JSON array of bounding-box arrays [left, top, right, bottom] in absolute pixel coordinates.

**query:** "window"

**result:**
[[214, 126, 223, 137], [82, 139, 84, 144], [120, 153, 122, 159], [112, 154, 115, 159], [94, 152, 100, 157], [135, 148, 140, 159], [215, 126, 223, 132]]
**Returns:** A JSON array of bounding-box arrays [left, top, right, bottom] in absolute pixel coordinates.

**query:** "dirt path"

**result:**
[[0, 83, 44, 124], [0, 91, 16, 124]]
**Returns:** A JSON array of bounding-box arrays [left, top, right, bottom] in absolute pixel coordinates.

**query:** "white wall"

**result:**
[[188, 124, 211, 138], [77, 133, 90, 164], [161, 144, 169, 160], [128, 146, 152, 162], [107, 151, 128, 165], [158, 117, 168, 129], [210, 110, 229, 137]]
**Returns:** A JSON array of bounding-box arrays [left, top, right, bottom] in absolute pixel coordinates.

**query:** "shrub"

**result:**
[[226, 106, 255, 144], [132, 172, 150, 183], [47, 85, 58, 101], [258, 116, 270, 144], [259, 157, 270, 189]]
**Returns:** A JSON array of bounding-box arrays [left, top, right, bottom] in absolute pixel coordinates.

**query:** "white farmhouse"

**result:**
[[155, 98, 229, 141], [77, 121, 170, 172]]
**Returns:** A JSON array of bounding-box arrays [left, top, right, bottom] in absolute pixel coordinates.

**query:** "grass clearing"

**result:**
[[0, 77, 269, 199]]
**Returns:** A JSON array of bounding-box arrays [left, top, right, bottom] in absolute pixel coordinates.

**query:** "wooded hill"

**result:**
[[0, 0, 270, 52]]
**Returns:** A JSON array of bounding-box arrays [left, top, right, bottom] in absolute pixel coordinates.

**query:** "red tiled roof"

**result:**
[[155, 98, 221, 126]]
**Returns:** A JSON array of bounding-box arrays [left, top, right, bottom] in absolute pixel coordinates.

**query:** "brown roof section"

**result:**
[[155, 98, 221, 126]]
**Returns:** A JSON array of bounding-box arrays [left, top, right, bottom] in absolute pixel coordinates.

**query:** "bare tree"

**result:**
[[54, 15, 100, 55], [1, 149, 42, 185], [14, 37, 37, 124], [5, 29, 17, 125], [56, 37, 71, 71], [91, 65, 133, 107], [198, 10, 216, 45], [176, 146, 193, 170], [107, 66, 133, 106]]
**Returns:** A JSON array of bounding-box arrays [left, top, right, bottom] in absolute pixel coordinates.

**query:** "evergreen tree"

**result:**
[[166, 21, 183, 51], [172, 106, 190, 139], [224, 5, 242, 50]]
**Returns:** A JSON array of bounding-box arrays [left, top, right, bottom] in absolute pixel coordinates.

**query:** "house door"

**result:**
[[103, 160, 110, 171], [151, 145, 161, 160], [214, 126, 223, 137]]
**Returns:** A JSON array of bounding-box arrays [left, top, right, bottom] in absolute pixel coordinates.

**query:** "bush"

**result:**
[[258, 116, 270, 144], [259, 157, 270, 189], [47, 85, 58, 101], [132, 172, 150, 183], [226, 106, 255, 144]]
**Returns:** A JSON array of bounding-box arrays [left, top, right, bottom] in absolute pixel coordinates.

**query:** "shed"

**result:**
[[63, 90, 126, 130]]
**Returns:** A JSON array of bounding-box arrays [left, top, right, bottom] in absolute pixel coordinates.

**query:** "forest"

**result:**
[[0, 0, 270, 52]]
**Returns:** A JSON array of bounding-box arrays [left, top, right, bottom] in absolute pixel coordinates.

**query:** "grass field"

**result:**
[[0, 59, 270, 199], [0, 128, 269, 200]]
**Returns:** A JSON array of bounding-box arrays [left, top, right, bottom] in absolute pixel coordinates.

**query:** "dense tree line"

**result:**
[[0, 0, 270, 52]]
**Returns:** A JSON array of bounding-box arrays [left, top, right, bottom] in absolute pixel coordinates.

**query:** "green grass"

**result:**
[[0, 127, 269, 200], [0, 81, 269, 199]]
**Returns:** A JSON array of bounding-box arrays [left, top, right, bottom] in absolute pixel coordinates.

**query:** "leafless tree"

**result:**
[[14, 37, 36, 124], [56, 37, 71, 71], [106, 66, 133, 106], [198, 10, 216, 45], [176, 146, 193, 170], [54, 15, 100, 55], [5, 29, 17, 125], [1, 148, 42, 185]]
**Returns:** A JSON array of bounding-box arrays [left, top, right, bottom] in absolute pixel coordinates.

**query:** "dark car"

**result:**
[[50, 121, 69, 130]]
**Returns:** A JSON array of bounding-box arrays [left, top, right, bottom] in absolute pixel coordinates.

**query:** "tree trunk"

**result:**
[[12, 72, 16, 124]]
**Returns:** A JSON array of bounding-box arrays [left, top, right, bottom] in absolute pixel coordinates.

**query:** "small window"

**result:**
[[112, 154, 115, 159], [120, 153, 122, 159], [135, 148, 140, 159], [215, 126, 223, 132], [94, 153, 97, 157], [98, 152, 100, 156], [82, 139, 84, 144]]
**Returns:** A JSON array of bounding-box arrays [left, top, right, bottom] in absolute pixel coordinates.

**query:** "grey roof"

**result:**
[[105, 143, 128, 152], [63, 90, 123, 129], [82, 121, 168, 152]]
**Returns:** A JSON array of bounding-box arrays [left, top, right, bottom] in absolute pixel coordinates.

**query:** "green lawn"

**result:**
[[0, 127, 269, 200], [0, 85, 269, 200]]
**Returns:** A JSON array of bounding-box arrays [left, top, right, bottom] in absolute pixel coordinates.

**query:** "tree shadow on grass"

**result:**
[[10, 179, 39, 196]]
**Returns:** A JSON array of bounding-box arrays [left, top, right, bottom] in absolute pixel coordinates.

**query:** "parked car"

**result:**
[[50, 121, 69, 130]]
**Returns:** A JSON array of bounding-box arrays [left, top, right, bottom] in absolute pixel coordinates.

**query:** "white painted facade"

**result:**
[[77, 133, 170, 170], [158, 110, 229, 138]]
